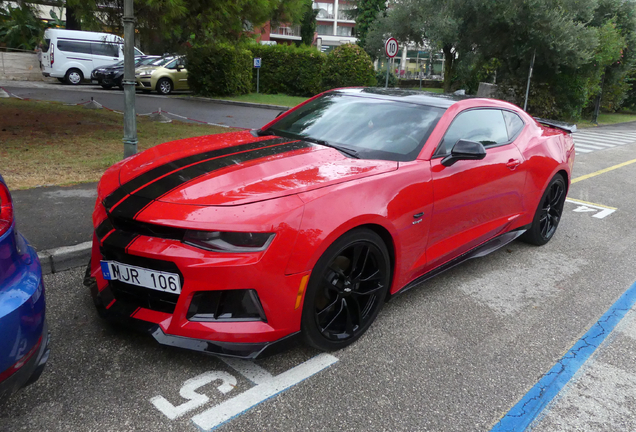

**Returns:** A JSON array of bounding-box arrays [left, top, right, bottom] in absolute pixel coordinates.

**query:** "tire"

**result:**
[[301, 228, 391, 351], [101, 84, 113, 90], [156, 78, 173, 95], [521, 174, 567, 246], [65, 68, 83, 85], [57, 78, 65, 83]]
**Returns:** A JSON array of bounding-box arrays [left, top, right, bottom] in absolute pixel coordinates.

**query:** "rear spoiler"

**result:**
[[534, 117, 577, 134]]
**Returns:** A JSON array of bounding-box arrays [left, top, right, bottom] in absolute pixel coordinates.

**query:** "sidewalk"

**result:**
[[12, 182, 97, 275]]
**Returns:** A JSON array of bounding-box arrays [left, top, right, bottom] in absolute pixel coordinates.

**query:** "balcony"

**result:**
[[270, 25, 302, 40]]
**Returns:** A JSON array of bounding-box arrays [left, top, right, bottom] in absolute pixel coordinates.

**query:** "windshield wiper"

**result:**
[[267, 129, 360, 159], [302, 137, 360, 159]]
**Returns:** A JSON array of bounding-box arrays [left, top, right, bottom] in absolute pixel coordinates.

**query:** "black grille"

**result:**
[[101, 244, 183, 314], [109, 215, 185, 241]]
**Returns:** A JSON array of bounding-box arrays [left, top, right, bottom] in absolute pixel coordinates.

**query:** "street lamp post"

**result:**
[[122, 0, 138, 158]]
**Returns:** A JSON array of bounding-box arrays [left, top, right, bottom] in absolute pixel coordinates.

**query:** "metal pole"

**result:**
[[257, 68, 260, 94], [385, 58, 389, 88], [523, 49, 536, 112], [122, 0, 138, 159]]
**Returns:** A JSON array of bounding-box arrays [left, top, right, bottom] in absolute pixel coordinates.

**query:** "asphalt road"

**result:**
[[2, 137, 636, 431], [1, 81, 280, 130]]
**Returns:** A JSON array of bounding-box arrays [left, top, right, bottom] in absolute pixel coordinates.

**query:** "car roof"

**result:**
[[333, 88, 469, 109]]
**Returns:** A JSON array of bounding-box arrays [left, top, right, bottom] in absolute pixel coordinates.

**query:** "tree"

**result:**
[[348, 0, 387, 50], [66, 0, 307, 53], [300, 0, 318, 46]]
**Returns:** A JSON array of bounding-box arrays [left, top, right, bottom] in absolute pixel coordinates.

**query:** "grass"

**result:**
[[0, 98, 233, 190], [576, 112, 636, 128], [216, 93, 309, 108]]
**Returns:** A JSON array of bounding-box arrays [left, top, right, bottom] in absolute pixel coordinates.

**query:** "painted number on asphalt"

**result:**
[[150, 353, 338, 430], [565, 198, 617, 219]]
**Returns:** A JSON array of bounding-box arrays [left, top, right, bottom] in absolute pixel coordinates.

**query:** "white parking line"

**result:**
[[192, 354, 338, 431]]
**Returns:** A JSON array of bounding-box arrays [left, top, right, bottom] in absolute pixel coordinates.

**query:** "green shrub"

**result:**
[[186, 43, 252, 96], [323, 44, 377, 90], [248, 44, 326, 96], [376, 69, 398, 87]]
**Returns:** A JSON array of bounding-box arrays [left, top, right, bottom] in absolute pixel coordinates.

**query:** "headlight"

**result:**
[[137, 70, 153, 77], [183, 231, 275, 253]]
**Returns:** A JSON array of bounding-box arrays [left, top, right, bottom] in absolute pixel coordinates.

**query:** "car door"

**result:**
[[425, 108, 527, 269], [91, 42, 120, 69], [174, 58, 188, 90]]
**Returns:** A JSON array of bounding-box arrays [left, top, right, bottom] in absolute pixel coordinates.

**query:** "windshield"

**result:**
[[137, 57, 158, 66], [150, 56, 175, 66], [268, 93, 445, 161]]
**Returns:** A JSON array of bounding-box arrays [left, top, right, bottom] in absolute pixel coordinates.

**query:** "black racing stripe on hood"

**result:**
[[109, 140, 313, 220], [103, 137, 291, 210]]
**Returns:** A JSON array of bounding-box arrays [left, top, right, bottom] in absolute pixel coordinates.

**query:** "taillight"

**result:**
[[50, 43, 54, 66], [0, 181, 14, 237]]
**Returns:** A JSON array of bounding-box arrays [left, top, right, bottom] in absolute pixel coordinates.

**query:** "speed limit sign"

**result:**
[[385, 38, 398, 58]]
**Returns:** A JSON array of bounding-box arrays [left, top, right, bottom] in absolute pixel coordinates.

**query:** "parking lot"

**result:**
[[2, 123, 636, 431]]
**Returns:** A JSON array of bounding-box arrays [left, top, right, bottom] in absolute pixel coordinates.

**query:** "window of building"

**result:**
[[315, 3, 334, 19], [336, 26, 353, 37], [317, 25, 334, 36]]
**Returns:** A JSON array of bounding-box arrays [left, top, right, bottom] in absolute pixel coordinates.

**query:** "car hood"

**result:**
[[115, 131, 397, 207], [135, 65, 160, 73]]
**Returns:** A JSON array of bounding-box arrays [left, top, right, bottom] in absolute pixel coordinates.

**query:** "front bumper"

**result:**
[[88, 196, 309, 358]]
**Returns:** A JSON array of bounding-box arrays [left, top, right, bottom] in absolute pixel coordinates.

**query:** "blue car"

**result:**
[[0, 175, 49, 402]]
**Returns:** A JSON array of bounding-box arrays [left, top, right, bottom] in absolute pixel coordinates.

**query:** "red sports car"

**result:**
[[86, 89, 575, 358]]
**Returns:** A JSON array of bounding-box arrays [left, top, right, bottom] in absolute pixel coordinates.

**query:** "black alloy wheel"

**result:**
[[301, 228, 391, 351], [521, 175, 567, 246]]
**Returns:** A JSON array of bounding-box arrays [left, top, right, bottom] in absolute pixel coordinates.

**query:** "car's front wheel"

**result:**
[[301, 228, 391, 351], [521, 174, 567, 246], [156, 78, 173, 95]]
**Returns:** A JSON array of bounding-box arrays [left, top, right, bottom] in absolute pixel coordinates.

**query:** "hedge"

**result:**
[[187, 42, 378, 97], [248, 44, 326, 96], [187, 43, 252, 97], [323, 44, 377, 90]]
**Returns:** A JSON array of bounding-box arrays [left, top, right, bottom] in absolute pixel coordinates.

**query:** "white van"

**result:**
[[41, 29, 144, 85]]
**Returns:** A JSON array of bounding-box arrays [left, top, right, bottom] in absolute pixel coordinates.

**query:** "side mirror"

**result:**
[[176, 64, 185, 71], [441, 139, 487, 167]]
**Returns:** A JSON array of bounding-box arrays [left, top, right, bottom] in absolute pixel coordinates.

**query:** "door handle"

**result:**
[[506, 159, 521, 170]]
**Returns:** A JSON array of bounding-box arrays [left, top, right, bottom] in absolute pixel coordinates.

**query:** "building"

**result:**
[[314, 0, 357, 52]]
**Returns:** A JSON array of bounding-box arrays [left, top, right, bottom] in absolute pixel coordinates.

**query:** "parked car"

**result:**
[[135, 55, 188, 95], [86, 89, 575, 358], [92, 56, 160, 89], [0, 175, 49, 402], [41, 28, 144, 85]]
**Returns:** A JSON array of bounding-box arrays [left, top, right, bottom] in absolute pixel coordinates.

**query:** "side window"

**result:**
[[57, 40, 92, 55], [134, 47, 143, 56], [91, 42, 119, 57], [165, 59, 178, 69], [503, 111, 525, 140], [435, 109, 509, 156]]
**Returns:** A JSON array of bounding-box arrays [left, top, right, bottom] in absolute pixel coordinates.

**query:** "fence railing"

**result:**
[[270, 25, 301, 37]]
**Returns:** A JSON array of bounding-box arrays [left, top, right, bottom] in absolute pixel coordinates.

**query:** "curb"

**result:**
[[183, 96, 291, 111], [37, 241, 91, 275]]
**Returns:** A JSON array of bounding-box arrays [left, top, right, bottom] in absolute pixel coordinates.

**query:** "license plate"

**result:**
[[100, 260, 181, 294]]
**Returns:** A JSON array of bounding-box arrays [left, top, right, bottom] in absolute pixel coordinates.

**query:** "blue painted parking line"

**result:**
[[490, 280, 636, 432]]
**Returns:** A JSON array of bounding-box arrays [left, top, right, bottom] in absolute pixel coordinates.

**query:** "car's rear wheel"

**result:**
[[57, 78, 64, 83], [65, 68, 83, 85], [301, 228, 391, 351], [101, 84, 113, 90], [156, 78, 173, 95], [521, 174, 567, 246]]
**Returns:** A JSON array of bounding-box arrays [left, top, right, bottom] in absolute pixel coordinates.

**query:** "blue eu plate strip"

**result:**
[[490, 280, 636, 432]]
